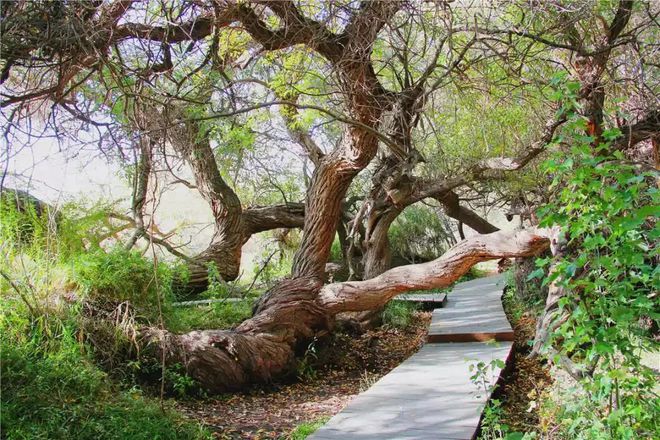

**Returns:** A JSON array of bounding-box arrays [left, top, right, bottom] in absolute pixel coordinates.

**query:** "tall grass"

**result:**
[[1, 299, 211, 440], [0, 195, 210, 439], [382, 301, 420, 329]]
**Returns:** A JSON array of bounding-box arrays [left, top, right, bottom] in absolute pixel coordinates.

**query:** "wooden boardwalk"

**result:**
[[427, 276, 513, 343], [310, 275, 513, 440]]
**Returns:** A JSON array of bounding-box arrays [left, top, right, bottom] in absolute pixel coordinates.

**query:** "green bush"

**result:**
[[253, 231, 299, 287], [390, 205, 453, 262], [0, 192, 105, 264], [69, 247, 178, 321], [0, 300, 210, 440], [0, 198, 213, 438], [532, 75, 659, 438], [0, 191, 48, 246], [164, 299, 253, 333], [457, 265, 489, 283]]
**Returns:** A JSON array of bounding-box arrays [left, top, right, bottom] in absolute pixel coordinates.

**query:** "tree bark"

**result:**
[[167, 122, 245, 290], [362, 208, 401, 279], [360, 189, 499, 281], [143, 1, 406, 388], [156, 112, 307, 292], [292, 150, 370, 279], [435, 191, 499, 235], [565, 0, 633, 141], [241, 203, 305, 236], [143, 228, 551, 392]]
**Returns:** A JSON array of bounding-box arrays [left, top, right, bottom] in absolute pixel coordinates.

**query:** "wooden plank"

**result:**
[[309, 342, 513, 440], [308, 275, 514, 440], [427, 275, 513, 343]]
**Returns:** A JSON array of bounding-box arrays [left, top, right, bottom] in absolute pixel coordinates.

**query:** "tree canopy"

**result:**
[[1, 1, 658, 437]]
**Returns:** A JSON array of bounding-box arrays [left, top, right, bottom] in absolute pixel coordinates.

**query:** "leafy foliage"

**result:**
[[390, 206, 454, 263], [0, 192, 85, 264], [69, 247, 178, 320], [0, 198, 223, 438], [470, 356, 524, 440], [296, 338, 319, 382], [533, 82, 659, 438], [164, 299, 253, 333], [0, 299, 210, 440]]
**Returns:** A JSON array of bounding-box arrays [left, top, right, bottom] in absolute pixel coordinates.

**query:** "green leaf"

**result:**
[[527, 268, 545, 281]]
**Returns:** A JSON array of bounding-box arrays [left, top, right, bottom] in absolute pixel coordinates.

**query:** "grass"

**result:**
[[288, 417, 329, 439], [0, 200, 220, 439], [0, 299, 211, 440], [69, 247, 179, 318], [164, 299, 254, 333], [457, 265, 490, 283], [382, 301, 420, 329]]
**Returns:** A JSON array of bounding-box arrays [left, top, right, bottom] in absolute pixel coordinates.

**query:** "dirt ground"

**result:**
[[498, 311, 553, 434], [176, 293, 552, 439]]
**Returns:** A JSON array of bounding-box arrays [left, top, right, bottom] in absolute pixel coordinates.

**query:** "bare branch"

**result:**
[[611, 109, 660, 151]]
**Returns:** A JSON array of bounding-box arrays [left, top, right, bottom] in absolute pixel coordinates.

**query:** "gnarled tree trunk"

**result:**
[[360, 189, 499, 281], [362, 209, 400, 280], [355, 188, 499, 326], [167, 120, 245, 291], [143, 228, 551, 392], [159, 114, 306, 293]]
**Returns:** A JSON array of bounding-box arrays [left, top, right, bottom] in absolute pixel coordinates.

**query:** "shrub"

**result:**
[[457, 265, 490, 283], [164, 299, 254, 333], [532, 76, 659, 438], [253, 230, 299, 287], [0, 192, 104, 264], [69, 247, 177, 322], [390, 205, 453, 263], [0, 197, 211, 438], [0, 300, 210, 440]]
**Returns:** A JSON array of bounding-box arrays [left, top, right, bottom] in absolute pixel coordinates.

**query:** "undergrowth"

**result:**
[[530, 87, 659, 439], [0, 298, 210, 440], [288, 417, 329, 439], [458, 265, 490, 282], [483, 83, 660, 439], [382, 301, 420, 329], [164, 299, 253, 333], [0, 194, 221, 438]]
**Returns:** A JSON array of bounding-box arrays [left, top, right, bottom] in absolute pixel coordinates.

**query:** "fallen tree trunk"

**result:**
[[360, 189, 499, 283], [142, 227, 551, 392], [319, 228, 550, 312]]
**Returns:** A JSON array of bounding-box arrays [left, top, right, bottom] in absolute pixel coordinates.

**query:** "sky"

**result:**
[[4, 137, 128, 204], [2, 138, 269, 274]]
